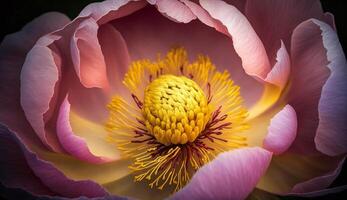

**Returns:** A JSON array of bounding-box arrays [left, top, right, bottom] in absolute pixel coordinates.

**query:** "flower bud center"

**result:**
[[143, 75, 209, 145]]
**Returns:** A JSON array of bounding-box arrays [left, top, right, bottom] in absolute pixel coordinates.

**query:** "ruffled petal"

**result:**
[[57, 96, 116, 163], [172, 147, 272, 200], [199, 0, 271, 79], [0, 125, 109, 198], [247, 42, 290, 120], [263, 105, 297, 155], [0, 12, 69, 151], [265, 41, 291, 90], [79, 0, 147, 24], [20, 38, 64, 152], [150, 0, 196, 23], [312, 20, 347, 156], [288, 19, 331, 154], [245, 0, 330, 62], [71, 17, 109, 89]]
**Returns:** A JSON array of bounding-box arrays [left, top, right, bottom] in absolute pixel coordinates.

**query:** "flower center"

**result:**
[[143, 75, 209, 145], [106, 47, 249, 192]]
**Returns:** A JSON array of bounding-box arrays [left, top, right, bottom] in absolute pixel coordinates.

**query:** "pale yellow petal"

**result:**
[[70, 110, 120, 159]]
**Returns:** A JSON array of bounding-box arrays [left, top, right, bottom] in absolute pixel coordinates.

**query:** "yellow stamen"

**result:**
[[106, 47, 249, 192], [143, 75, 210, 145]]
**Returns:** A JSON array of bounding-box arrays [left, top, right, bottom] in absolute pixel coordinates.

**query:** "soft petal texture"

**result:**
[[98, 23, 131, 96], [245, 0, 331, 63], [0, 125, 108, 198], [172, 147, 272, 200], [68, 108, 120, 160], [0, 125, 53, 196], [313, 20, 347, 156], [79, 0, 147, 24], [257, 153, 342, 194], [263, 105, 297, 155], [20, 41, 65, 152], [200, 0, 271, 79], [291, 156, 346, 193], [247, 41, 290, 120], [265, 41, 291, 90], [288, 19, 331, 154], [71, 17, 109, 89], [152, 0, 196, 23], [0, 12, 69, 150], [288, 185, 347, 198], [57, 96, 114, 163], [112, 6, 263, 107]]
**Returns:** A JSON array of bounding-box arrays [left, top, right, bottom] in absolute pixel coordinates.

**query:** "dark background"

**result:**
[[0, 0, 346, 200]]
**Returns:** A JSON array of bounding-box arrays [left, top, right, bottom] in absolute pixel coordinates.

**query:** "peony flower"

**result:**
[[1, 0, 346, 199]]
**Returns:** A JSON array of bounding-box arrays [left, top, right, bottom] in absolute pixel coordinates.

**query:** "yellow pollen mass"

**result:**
[[143, 75, 210, 145]]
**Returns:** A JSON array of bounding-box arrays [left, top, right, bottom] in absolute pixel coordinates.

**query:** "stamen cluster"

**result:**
[[143, 75, 210, 145]]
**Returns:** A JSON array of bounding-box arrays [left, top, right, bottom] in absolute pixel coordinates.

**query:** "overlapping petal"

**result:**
[[172, 147, 272, 200]]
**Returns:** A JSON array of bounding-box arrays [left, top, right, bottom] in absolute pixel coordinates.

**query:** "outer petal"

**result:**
[[263, 105, 297, 155], [199, 0, 271, 79], [0, 125, 108, 198], [0, 12, 69, 151], [256, 153, 342, 194], [288, 19, 331, 154], [172, 147, 272, 200], [0, 125, 53, 196], [245, 0, 331, 62], [79, 0, 147, 25], [313, 20, 347, 156], [151, 0, 196, 23], [291, 156, 346, 193], [57, 96, 115, 163]]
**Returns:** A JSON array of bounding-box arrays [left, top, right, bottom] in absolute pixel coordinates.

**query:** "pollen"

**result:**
[[143, 75, 210, 145]]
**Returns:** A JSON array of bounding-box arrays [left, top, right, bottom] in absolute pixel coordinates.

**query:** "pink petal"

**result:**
[[98, 23, 131, 95], [112, 6, 263, 107], [245, 0, 330, 63], [173, 147, 272, 200], [153, 0, 196, 23], [57, 96, 114, 163], [291, 156, 346, 194], [20, 39, 64, 152], [0, 12, 69, 151], [263, 105, 298, 155], [67, 24, 131, 124], [313, 20, 347, 156], [0, 125, 53, 196], [79, 0, 147, 25], [0, 125, 109, 198], [199, 0, 271, 79], [71, 17, 109, 89], [265, 40, 291, 90], [287, 19, 331, 154]]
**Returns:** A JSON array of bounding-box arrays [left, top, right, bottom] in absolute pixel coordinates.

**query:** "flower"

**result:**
[[0, 0, 346, 200]]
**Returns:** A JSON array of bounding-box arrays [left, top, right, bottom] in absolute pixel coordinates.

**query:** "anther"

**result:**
[[143, 75, 210, 145]]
